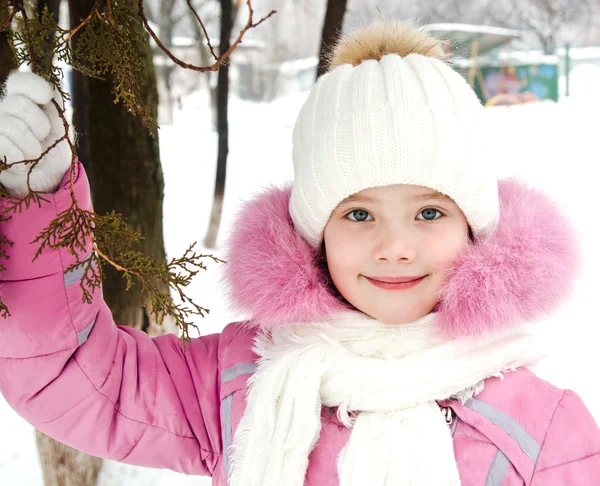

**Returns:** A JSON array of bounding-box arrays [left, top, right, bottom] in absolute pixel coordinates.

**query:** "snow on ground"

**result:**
[[1, 87, 599, 485]]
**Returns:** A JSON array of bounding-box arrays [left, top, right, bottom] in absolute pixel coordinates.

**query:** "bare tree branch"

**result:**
[[138, 0, 276, 72], [186, 0, 218, 60]]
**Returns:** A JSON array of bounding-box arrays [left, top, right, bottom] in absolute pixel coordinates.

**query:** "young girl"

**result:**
[[0, 20, 598, 485]]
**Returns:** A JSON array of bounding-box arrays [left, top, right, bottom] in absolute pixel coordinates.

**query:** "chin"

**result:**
[[380, 314, 426, 325], [367, 305, 436, 325]]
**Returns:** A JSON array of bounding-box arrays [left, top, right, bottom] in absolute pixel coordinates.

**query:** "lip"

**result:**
[[366, 276, 427, 283], [364, 275, 427, 290]]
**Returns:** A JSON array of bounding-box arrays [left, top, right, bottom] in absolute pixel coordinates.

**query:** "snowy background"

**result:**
[[1, 81, 600, 484]]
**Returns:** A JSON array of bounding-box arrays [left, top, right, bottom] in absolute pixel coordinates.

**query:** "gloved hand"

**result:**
[[0, 71, 71, 197]]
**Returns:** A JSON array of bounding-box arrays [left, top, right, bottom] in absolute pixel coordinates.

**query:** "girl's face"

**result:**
[[323, 184, 470, 324]]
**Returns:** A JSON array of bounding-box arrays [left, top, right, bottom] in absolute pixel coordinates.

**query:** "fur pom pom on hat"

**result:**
[[289, 20, 499, 247], [327, 19, 448, 69]]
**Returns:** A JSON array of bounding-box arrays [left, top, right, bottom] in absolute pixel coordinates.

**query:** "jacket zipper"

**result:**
[[441, 406, 454, 426]]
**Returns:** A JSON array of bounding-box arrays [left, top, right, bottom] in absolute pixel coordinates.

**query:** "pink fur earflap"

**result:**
[[222, 184, 350, 327], [436, 178, 580, 338], [223, 179, 580, 337]]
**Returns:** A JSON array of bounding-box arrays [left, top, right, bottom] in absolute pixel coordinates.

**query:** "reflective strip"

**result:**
[[221, 363, 257, 383], [64, 255, 92, 288], [221, 393, 233, 483], [77, 316, 97, 346], [485, 449, 510, 486], [466, 398, 541, 464], [220, 363, 257, 481], [451, 416, 459, 437]]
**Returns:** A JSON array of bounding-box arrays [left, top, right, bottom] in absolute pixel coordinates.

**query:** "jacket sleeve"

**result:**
[[0, 162, 222, 476], [531, 389, 600, 485]]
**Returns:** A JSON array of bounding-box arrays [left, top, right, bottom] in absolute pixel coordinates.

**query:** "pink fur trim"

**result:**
[[222, 184, 350, 327], [436, 178, 580, 338], [223, 179, 580, 337]]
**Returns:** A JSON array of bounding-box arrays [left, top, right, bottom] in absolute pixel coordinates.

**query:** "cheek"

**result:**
[[324, 225, 365, 283], [326, 240, 361, 277], [428, 228, 469, 273]]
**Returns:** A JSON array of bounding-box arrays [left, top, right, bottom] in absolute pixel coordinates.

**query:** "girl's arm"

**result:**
[[0, 75, 223, 475], [531, 390, 600, 484]]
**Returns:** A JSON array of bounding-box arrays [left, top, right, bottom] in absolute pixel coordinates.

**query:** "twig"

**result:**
[[95, 246, 126, 272], [219, 0, 276, 65], [18, 5, 38, 74], [65, 0, 103, 43], [186, 0, 218, 61], [138, 0, 276, 72], [0, 6, 17, 33]]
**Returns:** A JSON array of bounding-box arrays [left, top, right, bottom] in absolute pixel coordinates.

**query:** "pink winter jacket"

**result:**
[[1, 162, 599, 485]]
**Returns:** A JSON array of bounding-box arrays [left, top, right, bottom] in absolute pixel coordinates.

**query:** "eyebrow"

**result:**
[[338, 190, 452, 207], [411, 191, 453, 203], [338, 194, 378, 206]]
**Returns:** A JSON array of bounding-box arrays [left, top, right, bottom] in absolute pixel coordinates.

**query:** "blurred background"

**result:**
[[1, 0, 599, 484]]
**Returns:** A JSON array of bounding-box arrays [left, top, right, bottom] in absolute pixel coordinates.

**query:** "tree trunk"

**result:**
[[35, 434, 103, 486], [316, 0, 348, 79], [540, 36, 555, 55], [34, 2, 175, 484], [203, 0, 235, 248], [0, 1, 17, 85], [69, 0, 172, 333]]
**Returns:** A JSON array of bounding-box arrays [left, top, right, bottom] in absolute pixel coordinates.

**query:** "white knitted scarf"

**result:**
[[229, 311, 546, 485]]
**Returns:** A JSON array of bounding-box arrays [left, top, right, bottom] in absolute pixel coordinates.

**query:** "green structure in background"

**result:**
[[475, 64, 558, 102], [425, 24, 559, 105], [461, 63, 559, 104]]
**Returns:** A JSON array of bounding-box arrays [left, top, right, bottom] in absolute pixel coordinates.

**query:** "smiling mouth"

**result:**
[[364, 275, 427, 290]]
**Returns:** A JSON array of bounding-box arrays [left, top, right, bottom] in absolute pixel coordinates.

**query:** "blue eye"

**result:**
[[417, 208, 442, 221], [346, 210, 373, 222]]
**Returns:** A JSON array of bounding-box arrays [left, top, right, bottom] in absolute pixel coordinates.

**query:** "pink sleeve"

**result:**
[[0, 162, 222, 476], [531, 390, 600, 485]]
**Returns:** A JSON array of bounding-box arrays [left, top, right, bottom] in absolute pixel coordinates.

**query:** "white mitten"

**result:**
[[0, 71, 71, 197]]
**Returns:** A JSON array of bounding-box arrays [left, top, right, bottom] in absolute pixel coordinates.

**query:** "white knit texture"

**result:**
[[289, 53, 500, 247]]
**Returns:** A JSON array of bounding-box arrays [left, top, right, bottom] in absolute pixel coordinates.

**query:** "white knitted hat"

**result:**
[[289, 21, 499, 247]]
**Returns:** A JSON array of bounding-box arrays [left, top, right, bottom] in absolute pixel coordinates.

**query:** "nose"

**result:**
[[372, 223, 418, 263]]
